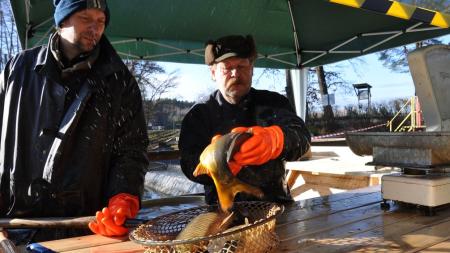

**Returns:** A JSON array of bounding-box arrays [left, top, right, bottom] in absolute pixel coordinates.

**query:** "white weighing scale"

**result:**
[[347, 45, 450, 215]]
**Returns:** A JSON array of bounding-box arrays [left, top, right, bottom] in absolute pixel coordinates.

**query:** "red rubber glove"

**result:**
[[88, 193, 139, 237], [230, 126, 284, 175]]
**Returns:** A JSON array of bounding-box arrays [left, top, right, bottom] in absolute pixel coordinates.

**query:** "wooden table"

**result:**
[[40, 186, 450, 252]]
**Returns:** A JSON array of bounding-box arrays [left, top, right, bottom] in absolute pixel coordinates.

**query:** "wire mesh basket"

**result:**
[[130, 201, 284, 253]]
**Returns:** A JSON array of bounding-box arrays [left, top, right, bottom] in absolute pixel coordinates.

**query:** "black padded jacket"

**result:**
[[179, 88, 311, 205]]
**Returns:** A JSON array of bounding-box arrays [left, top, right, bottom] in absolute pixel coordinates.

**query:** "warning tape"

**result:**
[[329, 0, 450, 29], [311, 123, 386, 140]]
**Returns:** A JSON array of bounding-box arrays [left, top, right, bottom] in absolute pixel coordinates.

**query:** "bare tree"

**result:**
[[402, 0, 449, 12], [1, 2, 178, 128], [307, 65, 353, 127], [254, 68, 285, 95], [377, 0, 450, 73], [256, 65, 353, 127], [378, 39, 443, 73], [125, 60, 179, 124], [316, 66, 334, 121], [0, 1, 21, 70]]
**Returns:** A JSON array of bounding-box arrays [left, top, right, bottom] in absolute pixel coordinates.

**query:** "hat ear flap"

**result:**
[[246, 35, 257, 62], [205, 42, 216, 65]]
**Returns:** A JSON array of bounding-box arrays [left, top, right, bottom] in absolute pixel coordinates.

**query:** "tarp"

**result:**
[[9, 0, 450, 69]]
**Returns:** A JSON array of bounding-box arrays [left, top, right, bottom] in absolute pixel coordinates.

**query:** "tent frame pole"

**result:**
[[329, 36, 359, 52], [105, 21, 440, 68], [266, 55, 297, 67], [291, 68, 308, 119], [301, 22, 434, 66], [287, 0, 301, 67], [23, 0, 30, 49], [363, 22, 422, 53]]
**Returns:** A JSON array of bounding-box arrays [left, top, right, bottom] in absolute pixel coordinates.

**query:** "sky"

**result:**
[[158, 62, 287, 102], [153, 34, 450, 108], [158, 31, 450, 108], [157, 52, 417, 108], [1, 1, 448, 109]]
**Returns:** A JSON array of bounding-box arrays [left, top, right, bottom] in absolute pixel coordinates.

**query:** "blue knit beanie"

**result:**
[[53, 0, 110, 27]]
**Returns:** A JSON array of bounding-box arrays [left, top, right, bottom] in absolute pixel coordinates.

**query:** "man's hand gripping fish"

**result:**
[[194, 131, 264, 212]]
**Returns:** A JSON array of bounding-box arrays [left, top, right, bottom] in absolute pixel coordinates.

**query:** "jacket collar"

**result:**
[[35, 33, 123, 79], [215, 87, 254, 109]]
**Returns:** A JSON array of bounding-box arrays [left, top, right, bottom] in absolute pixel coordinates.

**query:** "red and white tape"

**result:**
[[311, 123, 385, 140]]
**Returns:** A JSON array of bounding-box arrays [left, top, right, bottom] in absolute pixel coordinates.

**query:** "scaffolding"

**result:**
[[387, 96, 425, 132]]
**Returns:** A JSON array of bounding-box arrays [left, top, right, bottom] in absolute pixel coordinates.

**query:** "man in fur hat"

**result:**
[[179, 35, 311, 208], [0, 0, 149, 245]]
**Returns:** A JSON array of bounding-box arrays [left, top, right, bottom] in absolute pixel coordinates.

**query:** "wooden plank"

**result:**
[[147, 150, 180, 161], [279, 204, 419, 252], [37, 187, 382, 252], [278, 190, 381, 226], [287, 170, 301, 189], [285, 186, 380, 211], [296, 172, 380, 189], [419, 238, 450, 253], [290, 205, 450, 253], [311, 138, 347, 146], [279, 203, 420, 251], [278, 202, 394, 243], [351, 218, 450, 253], [64, 241, 144, 253], [40, 235, 128, 252]]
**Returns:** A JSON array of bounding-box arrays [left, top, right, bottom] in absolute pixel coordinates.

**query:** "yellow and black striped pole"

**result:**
[[330, 0, 450, 28]]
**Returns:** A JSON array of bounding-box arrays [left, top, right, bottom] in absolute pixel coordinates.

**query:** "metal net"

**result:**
[[130, 201, 283, 253]]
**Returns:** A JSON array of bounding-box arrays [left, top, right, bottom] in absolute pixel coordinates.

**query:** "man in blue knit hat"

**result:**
[[0, 0, 149, 245]]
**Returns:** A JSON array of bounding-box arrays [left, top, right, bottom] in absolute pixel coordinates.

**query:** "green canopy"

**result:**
[[9, 0, 450, 68]]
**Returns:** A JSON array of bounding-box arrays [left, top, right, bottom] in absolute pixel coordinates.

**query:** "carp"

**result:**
[[176, 211, 234, 240], [194, 131, 264, 212]]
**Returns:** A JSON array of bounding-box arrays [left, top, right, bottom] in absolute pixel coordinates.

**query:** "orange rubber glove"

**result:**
[[230, 125, 284, 175], [88, 193, 139, 237]]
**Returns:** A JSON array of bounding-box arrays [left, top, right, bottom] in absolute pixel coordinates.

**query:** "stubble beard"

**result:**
[[224, 78, 251, 104], [76, 32, 99, 53]]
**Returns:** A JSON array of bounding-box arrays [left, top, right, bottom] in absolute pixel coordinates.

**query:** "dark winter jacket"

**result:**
[[0, 34, 149, 218], [179, 88, 311, 205]]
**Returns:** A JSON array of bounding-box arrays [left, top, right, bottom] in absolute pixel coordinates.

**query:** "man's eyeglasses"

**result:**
[[217, 64, 252, 76]]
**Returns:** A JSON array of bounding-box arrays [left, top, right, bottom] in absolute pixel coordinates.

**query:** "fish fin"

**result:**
[[216, 183, 235, 212], [193, 164, 209, 177], [205, 211, 235, 236], [218, 211, 235, 229], [231, 179, 264, 199]]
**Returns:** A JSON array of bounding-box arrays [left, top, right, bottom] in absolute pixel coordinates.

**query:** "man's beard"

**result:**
[[76, 32, 99, 53], [227, 77, 251, 90], [225, 78, 251, 99], [227, 78, 244, 87]]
